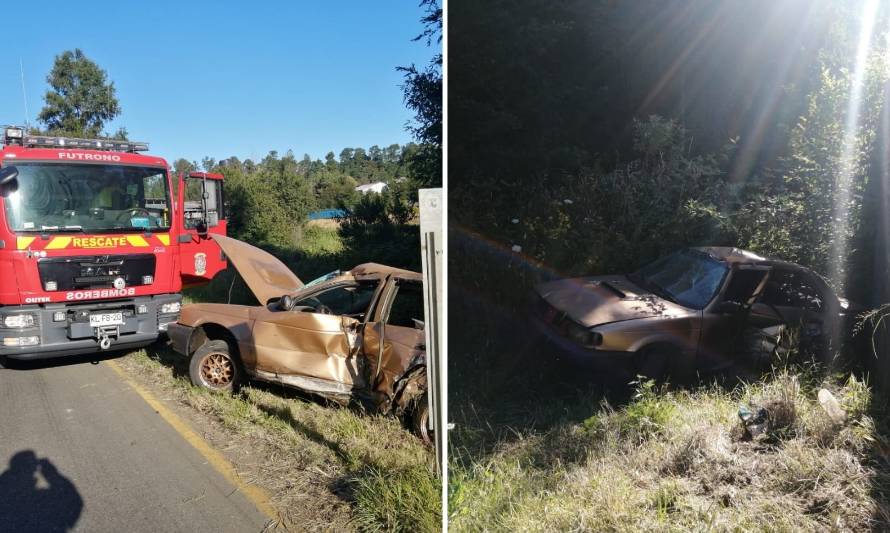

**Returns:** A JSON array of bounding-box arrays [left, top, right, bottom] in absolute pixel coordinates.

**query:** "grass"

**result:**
[[449, 369, 890, 532], [300, 223, 346, 255], [118, 346, 439, 531]]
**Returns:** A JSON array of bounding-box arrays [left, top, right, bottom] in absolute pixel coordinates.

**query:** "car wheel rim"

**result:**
[[200, 352, 234, 388]]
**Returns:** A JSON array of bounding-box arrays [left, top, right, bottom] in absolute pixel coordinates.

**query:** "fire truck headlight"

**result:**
[[1, 314, 38, 329], [160, 302, 181, 315], [52, 311, 66, 322], [2, 336, 39, 347], [136, 304, 148, 314]]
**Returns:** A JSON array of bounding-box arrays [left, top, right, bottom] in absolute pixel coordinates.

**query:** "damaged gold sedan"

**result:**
[[532, 247, 860, 380], [168, 235, 430, 442]]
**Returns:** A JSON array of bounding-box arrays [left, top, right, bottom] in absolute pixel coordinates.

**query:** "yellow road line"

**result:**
[[105, 359, 278, 521]]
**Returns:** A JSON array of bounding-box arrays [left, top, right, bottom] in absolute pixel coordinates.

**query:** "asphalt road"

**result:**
[[0, 355, 271, 532]]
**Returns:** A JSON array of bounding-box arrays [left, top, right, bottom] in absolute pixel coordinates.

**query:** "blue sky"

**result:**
[[1, 1, 437, 165]]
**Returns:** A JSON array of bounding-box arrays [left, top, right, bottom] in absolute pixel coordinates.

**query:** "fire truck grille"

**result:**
[[38, 254, 157, 290]]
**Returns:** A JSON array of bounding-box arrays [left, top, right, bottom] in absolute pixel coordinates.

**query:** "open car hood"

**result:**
[[211, 234, 303, 304], [537, 275, 693, 327]]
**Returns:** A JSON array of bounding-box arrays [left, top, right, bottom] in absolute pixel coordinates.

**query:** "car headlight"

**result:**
[[160, 302, 181, 314], [566, 322, 602, 348], [1, 313, 38, 329]]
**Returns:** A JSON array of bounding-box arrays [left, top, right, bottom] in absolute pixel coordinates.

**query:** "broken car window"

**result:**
[[304, 270, 341, 288], [298, 283, 378, 317], [759, 270, 824, 311], [387, 282, 425, 329], [722, 269, 768, 306]]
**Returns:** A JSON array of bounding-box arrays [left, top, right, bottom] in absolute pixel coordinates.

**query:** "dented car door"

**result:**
[[250, 281, 379, 392], [364, 276, 426, 393]]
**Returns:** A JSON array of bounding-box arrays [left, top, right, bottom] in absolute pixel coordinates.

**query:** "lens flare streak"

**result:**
[[831, 0, 879, 290]]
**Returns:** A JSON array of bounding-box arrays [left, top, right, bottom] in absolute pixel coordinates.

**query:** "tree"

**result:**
[[38, 49, 122, 138], [172, 158, 196, 177], [399, 0, 442, 186], [325, 152, 338, 171]]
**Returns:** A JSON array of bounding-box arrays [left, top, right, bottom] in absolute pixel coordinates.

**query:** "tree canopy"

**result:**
[[37, 49, 123, 138], [400, 0, 443, 186]]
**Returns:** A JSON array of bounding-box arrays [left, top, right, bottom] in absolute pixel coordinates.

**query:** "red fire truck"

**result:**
[[0, 125, 227, 363]]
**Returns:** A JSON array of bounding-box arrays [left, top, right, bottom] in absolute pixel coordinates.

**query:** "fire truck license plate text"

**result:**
[[89, 312, 124, 328]]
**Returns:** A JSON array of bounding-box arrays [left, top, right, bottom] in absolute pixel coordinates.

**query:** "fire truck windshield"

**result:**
[[3, 162, 171, 233]]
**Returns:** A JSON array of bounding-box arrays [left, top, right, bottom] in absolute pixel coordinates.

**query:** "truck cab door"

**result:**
[[178, 172, 228, 286]]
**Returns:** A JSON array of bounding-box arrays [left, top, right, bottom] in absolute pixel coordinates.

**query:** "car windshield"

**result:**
[[304, 270, 342, 288], [632, 250, 728, 309], [2, 162, 171, 233]]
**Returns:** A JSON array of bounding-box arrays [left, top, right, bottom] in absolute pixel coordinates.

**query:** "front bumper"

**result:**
[[529, 312, 634, 374], [167, 322, 194, 357], [0, 294, 181, 360]]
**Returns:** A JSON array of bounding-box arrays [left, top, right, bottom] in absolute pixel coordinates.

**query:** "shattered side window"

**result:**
[[760, 270, 824, 311], [387, 282, 424, 329], [722, 269, 768, 306]]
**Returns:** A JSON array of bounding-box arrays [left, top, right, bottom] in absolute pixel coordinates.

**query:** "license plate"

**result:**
[[89, 312, 124, 327]]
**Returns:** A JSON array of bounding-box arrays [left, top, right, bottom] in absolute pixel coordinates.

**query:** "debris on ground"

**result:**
[[737, 405, 770, 439], [817, 388, 846, 424]]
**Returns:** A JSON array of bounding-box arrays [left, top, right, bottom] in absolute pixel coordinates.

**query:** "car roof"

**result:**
[[692, 246, 770, 264], [691, 246, 824, 278], [348, 263, 422, 282]]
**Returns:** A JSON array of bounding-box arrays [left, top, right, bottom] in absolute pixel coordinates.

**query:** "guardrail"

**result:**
[[419, 188, 443, 473]]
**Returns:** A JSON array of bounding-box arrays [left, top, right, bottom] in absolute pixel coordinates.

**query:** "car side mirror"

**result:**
[[196, 220, 209, 238], [715, 300, 743, 314], [279, 294, 294, 311]]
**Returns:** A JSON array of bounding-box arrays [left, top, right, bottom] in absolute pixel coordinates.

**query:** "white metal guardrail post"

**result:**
[[419, 188, 443, 473]]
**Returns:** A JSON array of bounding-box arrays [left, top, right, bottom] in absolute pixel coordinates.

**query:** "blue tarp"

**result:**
[[308, 209, 348, 220]]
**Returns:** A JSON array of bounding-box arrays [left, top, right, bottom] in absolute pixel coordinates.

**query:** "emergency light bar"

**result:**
[[2, 126, 149, 153]]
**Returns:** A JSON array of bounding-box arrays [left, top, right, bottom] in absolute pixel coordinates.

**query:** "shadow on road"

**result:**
[[1, 349, 128, 371], [0, 450, 82, 532]]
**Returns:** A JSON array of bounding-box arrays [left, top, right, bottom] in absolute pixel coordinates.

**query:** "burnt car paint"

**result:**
[[532, 247, 853, 375], [169, 234, 426, 420]]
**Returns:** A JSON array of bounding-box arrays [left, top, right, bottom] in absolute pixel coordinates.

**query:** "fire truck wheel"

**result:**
[[189, 340, 241, 392], [411, 394, 433, 446]]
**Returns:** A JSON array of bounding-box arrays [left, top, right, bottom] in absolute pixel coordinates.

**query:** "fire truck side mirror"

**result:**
[[196, 220, 209, 238], [0, 166, 18, 196], [0, 166, 18, 185]]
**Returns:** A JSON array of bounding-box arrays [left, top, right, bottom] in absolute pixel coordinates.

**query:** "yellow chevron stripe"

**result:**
[[156, 234, 170, 246], [16, 237, 35, 250], [45, 236, 72, 250], [125, 235, 150, 247]]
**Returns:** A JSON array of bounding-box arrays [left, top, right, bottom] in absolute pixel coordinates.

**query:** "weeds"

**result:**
[[351, 465, 441, 533], [450, 367, 889, 532]]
